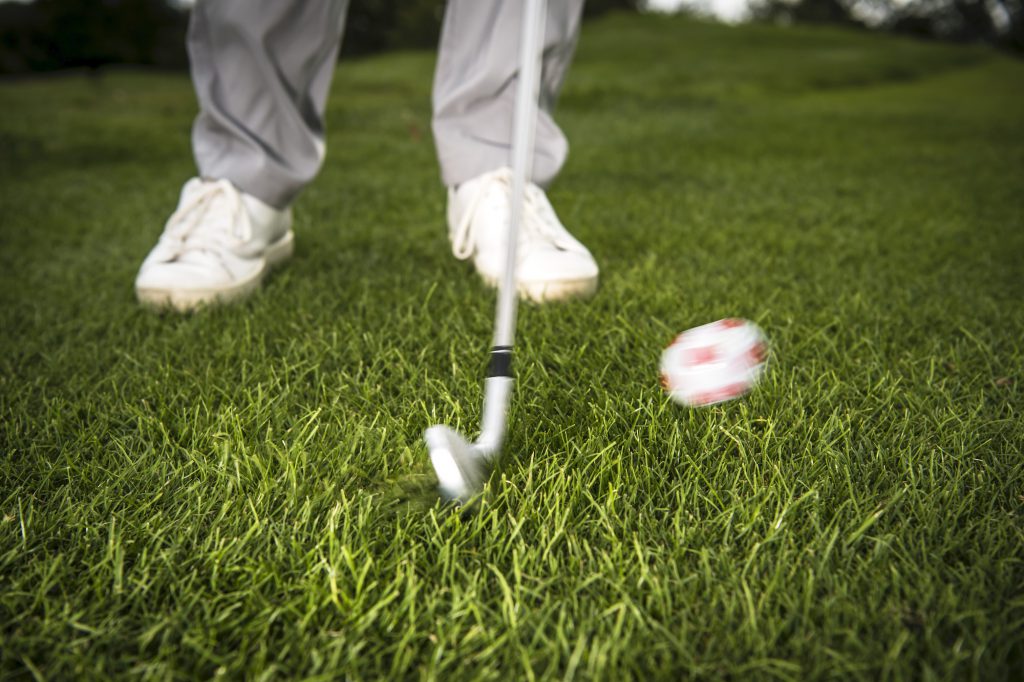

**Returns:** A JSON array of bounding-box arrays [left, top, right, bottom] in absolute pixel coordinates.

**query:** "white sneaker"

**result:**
[[448, 167, 599, 303], [135, 178, 294, 312]]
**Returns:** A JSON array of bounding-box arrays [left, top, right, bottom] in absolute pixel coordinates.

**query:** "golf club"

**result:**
[[425, 0, 547, 502]]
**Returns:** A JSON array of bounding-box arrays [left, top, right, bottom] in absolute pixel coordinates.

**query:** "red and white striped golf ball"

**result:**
[[660, 318, 768, 407]]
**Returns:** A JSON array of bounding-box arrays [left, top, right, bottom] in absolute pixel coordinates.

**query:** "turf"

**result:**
[[2, 12, 1023, 680]]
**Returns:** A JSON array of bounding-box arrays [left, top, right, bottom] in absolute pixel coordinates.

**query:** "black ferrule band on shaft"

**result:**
[[487, 346, 513, 378]]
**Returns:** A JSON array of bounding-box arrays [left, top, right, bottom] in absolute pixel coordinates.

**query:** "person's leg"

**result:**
[[432, 0, 585, 188], [136, 0, 349, 311], [433, 0, 597, 303], [190, 0, 349, 209]]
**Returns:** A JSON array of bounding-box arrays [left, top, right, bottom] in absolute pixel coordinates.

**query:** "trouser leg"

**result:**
[[188, 0, 349, 209], [432, 0, 585, 188]]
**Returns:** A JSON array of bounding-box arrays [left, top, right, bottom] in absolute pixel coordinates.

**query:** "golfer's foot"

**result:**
[[447, 167, 599, 302], [135, 178, 293, 312]]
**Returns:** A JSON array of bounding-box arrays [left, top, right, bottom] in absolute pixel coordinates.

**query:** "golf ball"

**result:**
[[660, 318, 768, 407]]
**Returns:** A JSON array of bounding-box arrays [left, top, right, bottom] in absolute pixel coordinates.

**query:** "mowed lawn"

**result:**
[[2, 12, 1023, 680]]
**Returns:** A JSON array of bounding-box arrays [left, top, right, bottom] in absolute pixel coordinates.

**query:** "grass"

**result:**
[[2, 11, 1023, 680]]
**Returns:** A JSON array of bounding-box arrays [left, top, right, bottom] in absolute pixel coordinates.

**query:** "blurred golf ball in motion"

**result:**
[[660, 318, 768, 407]]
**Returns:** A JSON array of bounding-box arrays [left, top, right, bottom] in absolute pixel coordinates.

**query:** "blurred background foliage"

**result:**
[[0, 0, 1019, 75]]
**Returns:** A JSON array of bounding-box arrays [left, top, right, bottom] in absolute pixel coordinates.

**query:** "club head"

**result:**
[[425, 425, 491, 502]]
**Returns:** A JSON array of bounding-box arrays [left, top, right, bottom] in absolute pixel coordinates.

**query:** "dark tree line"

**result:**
[[0, 0, 641, 75], [2, 0, 1016, 75], [0, 0, 188, 73], [341, 0, 640, 55]]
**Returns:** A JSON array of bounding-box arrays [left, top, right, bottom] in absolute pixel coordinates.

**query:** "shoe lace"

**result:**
[[451, 168, 580, 261], [162, 179, 251, 257]]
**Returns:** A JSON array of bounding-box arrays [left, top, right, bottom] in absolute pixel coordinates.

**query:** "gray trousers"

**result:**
[[188, 0, 585, 209]]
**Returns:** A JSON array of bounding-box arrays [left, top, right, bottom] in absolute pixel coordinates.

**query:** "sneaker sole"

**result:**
[[479, 271, 599, 303], [136, 231, 294, 313]]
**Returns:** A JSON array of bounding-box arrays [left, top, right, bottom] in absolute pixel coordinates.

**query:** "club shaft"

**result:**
[[493, 0, 545, 349]]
